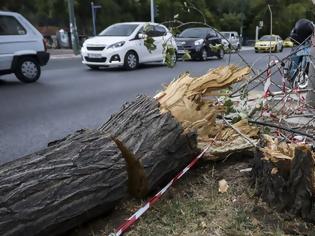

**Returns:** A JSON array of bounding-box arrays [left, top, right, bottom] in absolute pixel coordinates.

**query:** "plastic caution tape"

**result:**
[[109, 145, 211, 236]]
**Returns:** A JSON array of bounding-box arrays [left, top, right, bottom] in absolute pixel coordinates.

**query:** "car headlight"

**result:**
[[194, 39, 204, 46], [107, 41, 125, 49]]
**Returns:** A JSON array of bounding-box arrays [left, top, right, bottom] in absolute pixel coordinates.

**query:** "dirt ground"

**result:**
[[69, 155, 315, 236]]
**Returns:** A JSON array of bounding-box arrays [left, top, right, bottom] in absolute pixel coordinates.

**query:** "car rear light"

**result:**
[[43, 39, 47, 52]]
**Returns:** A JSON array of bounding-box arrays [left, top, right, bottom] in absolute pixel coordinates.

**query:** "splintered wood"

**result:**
[[254, 135, 315, 221], [155, 65, 258, 159]]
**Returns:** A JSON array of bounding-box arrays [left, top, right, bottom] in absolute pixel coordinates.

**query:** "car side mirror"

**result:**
[[138, 33, 146, 39]]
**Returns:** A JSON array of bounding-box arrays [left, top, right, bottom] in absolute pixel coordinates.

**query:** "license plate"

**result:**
[[178, 50, 185, 54], [88, 53, 102, 58]]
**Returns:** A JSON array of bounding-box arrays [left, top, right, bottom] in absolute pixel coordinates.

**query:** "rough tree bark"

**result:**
[[99, 95, 199, 195], [253, 145, 315, 222], [0, 95, 198, 236], [0, 129, 127, 236]]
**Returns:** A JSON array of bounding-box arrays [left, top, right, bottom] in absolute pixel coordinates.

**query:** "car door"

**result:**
[[207, 28, 221, 56], [278, 36, 283, 49], [0, 15, 28, 70], [230, 32, 236, 48], [133, 25, 154, 63], [151, 25, 167, 61]]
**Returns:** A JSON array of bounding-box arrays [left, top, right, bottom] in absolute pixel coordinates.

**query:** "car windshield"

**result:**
[[178, 28, 208, 38], [260, 35, 276, 41], [99, 24, 139, 36], [221, 32, 230, 38]]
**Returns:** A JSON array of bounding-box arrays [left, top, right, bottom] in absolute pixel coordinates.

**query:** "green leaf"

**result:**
[[144, 36, 156, 53], [163, 45, 176, 68], [182, 50, 191, 61], [209, 43, 223, 53]]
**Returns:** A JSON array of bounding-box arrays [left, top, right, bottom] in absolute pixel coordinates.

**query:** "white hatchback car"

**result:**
[[0, 11, 49, 83], [81, 22, 177, 70]]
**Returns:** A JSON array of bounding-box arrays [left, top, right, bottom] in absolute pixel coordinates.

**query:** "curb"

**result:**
[[50, 54, 81, 60]]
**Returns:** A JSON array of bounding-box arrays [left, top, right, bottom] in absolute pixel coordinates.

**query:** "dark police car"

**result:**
[[176, 27, 224, 60]]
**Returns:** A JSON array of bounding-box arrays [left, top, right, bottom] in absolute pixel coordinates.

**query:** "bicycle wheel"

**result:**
[[293, 62, 309, 89]]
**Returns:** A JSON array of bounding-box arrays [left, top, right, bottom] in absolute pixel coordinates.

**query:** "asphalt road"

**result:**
[[0, 48, 290, 164]]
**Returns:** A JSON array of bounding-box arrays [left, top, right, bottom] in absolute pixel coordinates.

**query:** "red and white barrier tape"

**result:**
[[109, 145, 211, 236]]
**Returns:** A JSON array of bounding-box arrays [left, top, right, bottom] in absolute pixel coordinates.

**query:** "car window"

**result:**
[[153, 25, 167, 37], [0, 15, 27, 35], [178, 28, 208, 38], [260, 35, 276, 41], [143, 24, 155, 37], [221, 32, 230, 39], [99, 23, 139, 36]]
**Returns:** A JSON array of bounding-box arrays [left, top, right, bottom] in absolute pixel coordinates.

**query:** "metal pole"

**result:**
[[91, 2, 96, 36], [267, 4, 272, 35], [67, 0, 80, 54], [255, 26, 259, 41], [150, 0, 154, 22]]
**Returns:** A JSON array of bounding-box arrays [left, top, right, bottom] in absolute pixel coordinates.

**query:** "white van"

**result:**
[[220, 31, 241, 51], [81, 22, 177, 70], [0, 11, 49, 83]]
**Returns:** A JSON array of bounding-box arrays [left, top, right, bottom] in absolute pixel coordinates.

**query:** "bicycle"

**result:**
[[284, 39, 311, 89]]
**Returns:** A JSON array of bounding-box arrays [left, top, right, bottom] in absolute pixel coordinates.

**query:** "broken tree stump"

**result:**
[[0, 95, 198, 236], [253, 139, 315, 222]]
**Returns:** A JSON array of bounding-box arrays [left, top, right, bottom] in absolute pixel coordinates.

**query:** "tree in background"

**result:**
[[1, 0, 314, 39]]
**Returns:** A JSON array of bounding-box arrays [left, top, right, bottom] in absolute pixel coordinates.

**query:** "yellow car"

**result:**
[[255, 35, 284, 53], [283, 37, 294, 47]]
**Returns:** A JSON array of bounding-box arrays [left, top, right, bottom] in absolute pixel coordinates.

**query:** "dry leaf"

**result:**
[[271, 167, 278, 175], [218, 179, 229, 193]]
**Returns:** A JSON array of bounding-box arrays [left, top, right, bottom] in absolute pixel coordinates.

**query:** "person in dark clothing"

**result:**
[[290, 18, 314, 45]]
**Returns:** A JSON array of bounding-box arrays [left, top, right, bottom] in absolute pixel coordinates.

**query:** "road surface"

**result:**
[[0, 49, 290, 164]]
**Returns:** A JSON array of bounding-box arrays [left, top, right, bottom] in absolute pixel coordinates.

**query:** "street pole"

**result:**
[[67, 0, 80, 54], [267, 4, 272, 35], [91, 2, 96, 36], [150, 0, 154, 22]]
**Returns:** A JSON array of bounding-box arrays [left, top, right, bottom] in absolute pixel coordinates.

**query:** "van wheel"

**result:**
[[14, 56, 41, 83], [124, 51, 138, 70]]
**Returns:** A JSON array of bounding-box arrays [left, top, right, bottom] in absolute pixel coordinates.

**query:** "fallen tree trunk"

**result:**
[[0, 65, 252, 236], [253, 137, 315, 222], [0, 129, 128, 236], [99, 95, 199, 196], [0, 96, 198, 236]]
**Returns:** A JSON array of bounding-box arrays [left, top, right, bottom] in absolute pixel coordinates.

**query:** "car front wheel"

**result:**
[[124, 51, 139, 70], [14, 56, 41, 83]]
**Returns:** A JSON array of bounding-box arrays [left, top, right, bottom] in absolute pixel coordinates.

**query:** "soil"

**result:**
[[68, 155, 315, 236]]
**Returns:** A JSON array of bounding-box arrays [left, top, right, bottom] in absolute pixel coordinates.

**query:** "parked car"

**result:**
[[255, 35, 284, 53], [175, 27, 224, 60], [81, 22, 177, 70], [0, 11, 50, 83], [220, 31, 241, 51], [283, 37, 294, 47]]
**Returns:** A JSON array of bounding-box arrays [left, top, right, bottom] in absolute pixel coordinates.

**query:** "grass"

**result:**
[[69, 157, 315, 236]]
